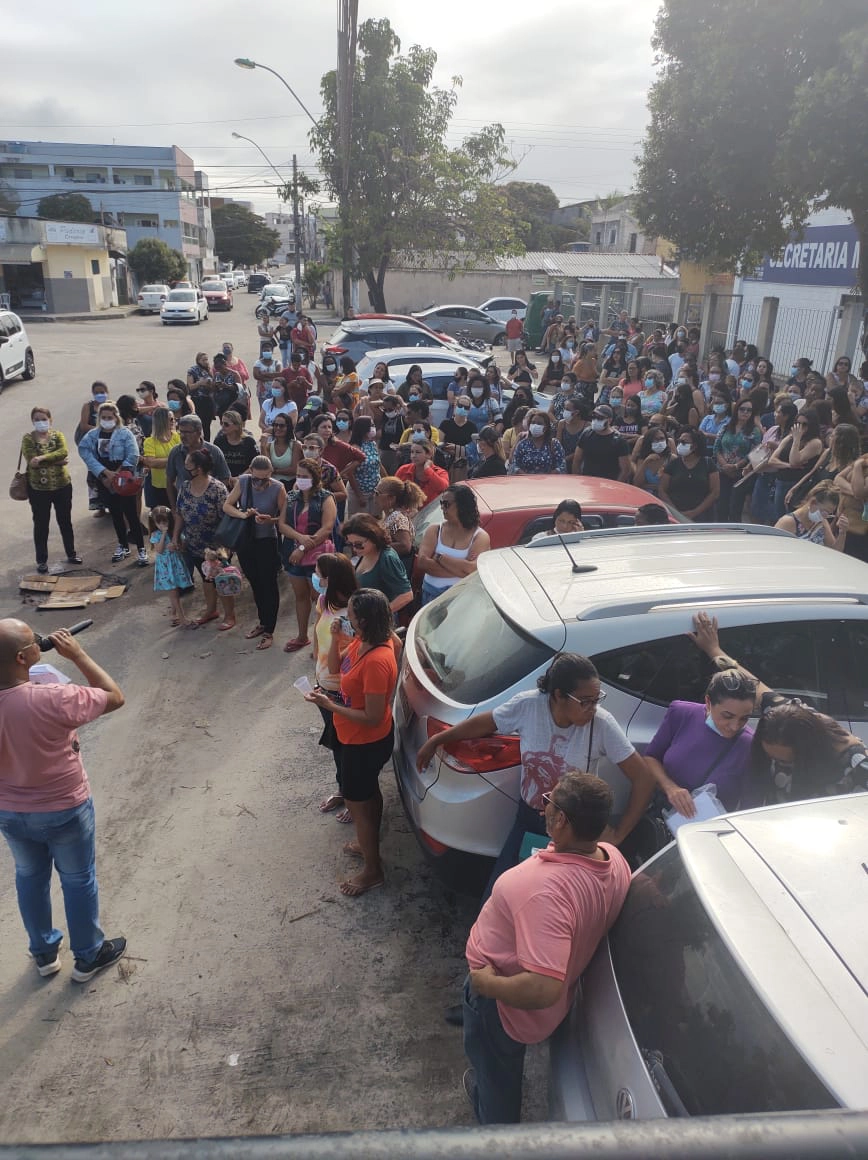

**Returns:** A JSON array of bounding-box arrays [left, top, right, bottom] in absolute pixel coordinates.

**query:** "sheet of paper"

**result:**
[[665, 785, 727, 835]]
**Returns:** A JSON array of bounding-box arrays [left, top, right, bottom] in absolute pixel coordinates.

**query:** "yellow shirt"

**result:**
[[399, 427, 441, 445], [142, 432, 181, 489]]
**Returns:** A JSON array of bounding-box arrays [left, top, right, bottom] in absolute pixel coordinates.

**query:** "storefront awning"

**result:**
[[0, 243, 41, 266]]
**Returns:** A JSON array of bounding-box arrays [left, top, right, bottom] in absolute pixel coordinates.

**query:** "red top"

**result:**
[[277, 365, 314, 410], [323, 439, 365, 474], [396, 461, 449, 505], [505, 317, 524, 339]]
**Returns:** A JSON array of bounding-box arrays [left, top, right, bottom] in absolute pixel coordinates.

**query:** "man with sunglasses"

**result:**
[[462, 771, 630, 1124], [0, 622, 127, 982]]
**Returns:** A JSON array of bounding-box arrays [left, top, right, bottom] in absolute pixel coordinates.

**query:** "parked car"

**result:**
[[353, 349, 493, 422], [478, 296, 527, 323], [412, 305, 506, 345], [201, 280, 233, 311], [247, 273, 269, 294], [136, 284, 170, 314], [160, 289, 209, 325], [324, 321, 471, 367], [393, 524, 868, 888], [351, 313, 462, 347], [550, 792, 868, 1121], [0, 310, 36, 390], [412, 476, 676, 553], [172, 280, 194, 290]]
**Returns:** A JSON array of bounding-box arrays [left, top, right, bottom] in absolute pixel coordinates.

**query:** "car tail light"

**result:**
[[325, 344, 347, 355], [426, 717, 520, 774], [137, 295, 143, 301], [160, 295, 166, 301], [418, 829, 448, 855]]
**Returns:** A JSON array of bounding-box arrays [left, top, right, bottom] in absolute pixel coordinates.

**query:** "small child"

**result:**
[[148, 506, 195, 628], [202, 548, 240, 631]]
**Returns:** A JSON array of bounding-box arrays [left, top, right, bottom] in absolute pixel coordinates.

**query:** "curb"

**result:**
[[22, 309, 138, 324]]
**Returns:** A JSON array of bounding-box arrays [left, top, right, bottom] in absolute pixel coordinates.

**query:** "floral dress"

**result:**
[[355, 438, 382, 498], [511, 437, 567, 474], [176, 478, 228, 558], [150, 531, 193, 591]]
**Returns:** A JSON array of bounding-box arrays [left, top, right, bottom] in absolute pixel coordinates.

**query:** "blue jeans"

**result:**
[[462, 976, 526, 1124], [751, 475, 776, 525], [482, 798, 547, 905], [0, 797, 104, 961]]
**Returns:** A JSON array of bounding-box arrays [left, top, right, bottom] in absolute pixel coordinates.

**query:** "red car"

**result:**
[[413, 475, 677, 552], [201, 280, 233, 311]]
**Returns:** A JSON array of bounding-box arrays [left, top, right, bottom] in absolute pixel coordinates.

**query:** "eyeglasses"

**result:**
[[346, 540, 367, 551], [567, 691, 607, 709], [541, 791, 561, 811], [136, 388, 149, 395]]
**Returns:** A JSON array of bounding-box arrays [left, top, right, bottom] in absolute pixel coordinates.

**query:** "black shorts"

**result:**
[[332, 727, 394, 802]]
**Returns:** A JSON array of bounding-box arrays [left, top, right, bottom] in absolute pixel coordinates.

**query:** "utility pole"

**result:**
[[292, 153, 302, 293], [337, 0, 358, 315]]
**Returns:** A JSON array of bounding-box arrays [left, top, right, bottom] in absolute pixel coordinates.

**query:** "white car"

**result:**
[[0, 310, 36, 391], [393, 524, 868, 889], [160, 289, 209, 325], [478, 296, 527, 323], [137, 284, 170, 314]]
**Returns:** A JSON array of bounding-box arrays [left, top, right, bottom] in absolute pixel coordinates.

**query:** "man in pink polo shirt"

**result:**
[[0, 620, 127, 982], [463, 772, 631, 1123]]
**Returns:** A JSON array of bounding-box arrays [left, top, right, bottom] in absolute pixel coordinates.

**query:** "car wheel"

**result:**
[[493, 333, 506, 346], [22, 350, 36, 380], [162, 321, 168, 326], [0, 367, 5, 395]]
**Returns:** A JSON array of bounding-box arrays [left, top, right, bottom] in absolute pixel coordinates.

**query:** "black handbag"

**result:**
[[215, 477, 253, 550]]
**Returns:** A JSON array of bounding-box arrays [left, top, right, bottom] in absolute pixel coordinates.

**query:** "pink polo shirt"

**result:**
[[0, 682, 108, 811], [466, 843, 631, 1044]]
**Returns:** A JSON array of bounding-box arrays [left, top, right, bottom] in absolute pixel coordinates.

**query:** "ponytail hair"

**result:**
[[537, 653, 598, 696]]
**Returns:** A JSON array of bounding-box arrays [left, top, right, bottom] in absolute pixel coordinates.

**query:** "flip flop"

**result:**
[[217, 621, 236, 632], [282, 637, 311, 653], [244, 624, 265, 639], [256, 634, 274, 650], [339, 876, 385, 898], [319, 794, 344, 813], [196, 612, 220, 626], [335, 808, 353, 824], [342, 841, 363, 859]]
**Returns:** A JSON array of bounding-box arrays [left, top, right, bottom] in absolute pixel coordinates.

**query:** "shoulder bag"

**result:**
[[215, 476, 254, 551], [10, 447, 28, 501]]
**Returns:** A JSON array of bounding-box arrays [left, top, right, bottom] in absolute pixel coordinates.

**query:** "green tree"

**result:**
[[0, 182, 20, 215], [128, 238, 187, 285], [501, 182, 580, 251], [302, 260, 329, 307], [636, 0, 868, 292], [36, 192, 95, 223], [310, 17, 520, 312], [212, 204, 280, 268]]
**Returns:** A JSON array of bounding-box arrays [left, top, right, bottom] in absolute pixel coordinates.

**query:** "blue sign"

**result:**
[[747, 223, 860, 287]]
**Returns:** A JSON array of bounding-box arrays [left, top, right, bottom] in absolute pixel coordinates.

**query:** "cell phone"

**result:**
[[337, 615, 355, 637]]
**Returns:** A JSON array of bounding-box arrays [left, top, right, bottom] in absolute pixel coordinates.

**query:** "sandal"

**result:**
[[335, 808, 353, 824], [244, 624, 265, 639], [256, 633, 274, 651], [319, 794, 345, 814], [282, 636, 311, 653], [217, 621, 236, 632], [196, 612, 220, 626]]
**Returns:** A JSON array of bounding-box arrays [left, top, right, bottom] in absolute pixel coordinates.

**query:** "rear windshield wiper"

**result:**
[[643, 1049, 690, 1117]]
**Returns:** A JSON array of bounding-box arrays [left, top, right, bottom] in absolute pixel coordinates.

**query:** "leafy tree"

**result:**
[[212, 204, 280, 268], [636, 0, 868, 293], [0, 182, 20, 215], [128, 238, 187, 285], [310, 17, 520, 312], [502, 182, 580, 250], [302, 260, 329, 307], [36, 192, 95, 223]]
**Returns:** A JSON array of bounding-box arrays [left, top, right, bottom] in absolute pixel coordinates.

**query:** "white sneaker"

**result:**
[[136, 548, 149, 567]]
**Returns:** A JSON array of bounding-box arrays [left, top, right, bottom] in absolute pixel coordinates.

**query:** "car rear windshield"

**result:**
[[413, 573, 555, 704], [608, 846, 837, 1116], [142, 285, 165, 293]]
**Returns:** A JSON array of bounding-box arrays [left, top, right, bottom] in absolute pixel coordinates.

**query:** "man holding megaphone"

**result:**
[[0, 619, 127, 982]]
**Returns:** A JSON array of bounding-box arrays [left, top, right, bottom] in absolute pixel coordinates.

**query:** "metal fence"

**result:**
[[768, 306, 840, 375], [639, 293, 678, 331]]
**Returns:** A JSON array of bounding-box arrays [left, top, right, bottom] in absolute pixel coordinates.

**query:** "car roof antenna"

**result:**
[[556, 532, 595, 575]]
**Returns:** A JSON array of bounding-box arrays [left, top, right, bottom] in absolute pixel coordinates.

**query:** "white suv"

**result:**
[[0, 311, 36, 391], [393, 524, 868, 887]]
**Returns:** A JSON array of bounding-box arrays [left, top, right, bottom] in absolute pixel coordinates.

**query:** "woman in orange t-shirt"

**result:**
[[306, 587, 400, 897]]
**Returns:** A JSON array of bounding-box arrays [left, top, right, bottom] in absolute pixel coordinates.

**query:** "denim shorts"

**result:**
[[285, 562, 315, 578]]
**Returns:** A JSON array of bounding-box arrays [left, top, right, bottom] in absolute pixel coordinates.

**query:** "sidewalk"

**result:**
[[21, 305, 139, 324]]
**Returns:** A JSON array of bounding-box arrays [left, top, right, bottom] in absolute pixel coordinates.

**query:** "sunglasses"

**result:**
[[541, 791, 560, 810], [136, 388, 150, 395], [567, 691, 607, 709]]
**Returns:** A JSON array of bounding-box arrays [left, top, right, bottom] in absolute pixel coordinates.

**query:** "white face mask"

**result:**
[[296, 477, 313, 491], [528, 423, 545, 438], [470, 387, 484, 398], [100, 418, 116, 431], [807, 507, 824, 524], [676, 442, 694, 457], [302, 447, 321, 459], [33, 420, 50, 433], [590, 419, 607, 433], [651, 440, 668, 453]]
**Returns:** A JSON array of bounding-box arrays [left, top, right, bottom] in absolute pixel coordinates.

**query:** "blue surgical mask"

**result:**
[[455, 406, 469, 416], [409, 392, 420, 402], [336, 419, 350, 431], [271, 386, 283, 398], [312, 573, 325, 593], [93, 393, 108, 404], [705, 713, 726, 737], [411, 431, 426, 442], [168, 399, 181, 411], [644, 378, 655, 388], [713, 403, 728, 415]]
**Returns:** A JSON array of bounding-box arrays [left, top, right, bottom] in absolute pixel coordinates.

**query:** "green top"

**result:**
[[21, 430, 71, 492]]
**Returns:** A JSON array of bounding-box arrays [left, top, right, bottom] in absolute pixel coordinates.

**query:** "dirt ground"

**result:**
[[0, 312, 545, 1143]]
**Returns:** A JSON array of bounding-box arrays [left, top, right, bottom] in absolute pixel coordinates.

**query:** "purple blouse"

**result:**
[[644, 700, 754, 810]]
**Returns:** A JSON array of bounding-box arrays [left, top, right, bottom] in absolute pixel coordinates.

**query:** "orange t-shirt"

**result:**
[[335, 639, 398, 745]]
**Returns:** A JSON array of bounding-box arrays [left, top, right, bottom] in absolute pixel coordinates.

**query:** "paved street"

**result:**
[[0, 305, 547, 1142]]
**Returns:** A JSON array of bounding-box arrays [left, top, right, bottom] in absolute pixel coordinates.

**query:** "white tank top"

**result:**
[[426, 525, 481, 590]]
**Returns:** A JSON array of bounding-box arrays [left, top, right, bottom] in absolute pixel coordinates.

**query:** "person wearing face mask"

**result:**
[[219, 342, 249, 388], [20, 406, 81, 573], [699, 362, 724, 403], [278, 457, 338, 651], [75, 381, 112, 515], [547, 372, 582, 423], [632, 426, 673, 495], [465, 375, 502, 431], [396, 366, 433, 408], [713, 399, 762, 520], [258, 379, 298, 436], [377, 393, 407, 475], [774, 483, 848, 549], [165, 414, 231, 511], [300, 432, 346, 504], [186, 353, 216, 440], [613, 395, 646, 450], [439, 394, 478, 476], [396, 438, 449, 504], [638, 369, 667, 417], [222, 456, 288, 651], [699, 392, 733, 444], [573, 405, 631, 481], [253, 348, 283, 409], [508, 408, 566, 475], [539, 352, 565, 393], [165, 379, 195, 420], [658, 427, 720, 520], [311, 415, 365, 521], [346, 417, 382, 516], [555, 399, 591, 465], [315, 354, 340, 403], [78, 403, 147, 565]]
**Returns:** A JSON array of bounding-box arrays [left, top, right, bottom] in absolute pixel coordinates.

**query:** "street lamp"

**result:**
[[233, 58, 318, 126], [230, 131, 286, 186]]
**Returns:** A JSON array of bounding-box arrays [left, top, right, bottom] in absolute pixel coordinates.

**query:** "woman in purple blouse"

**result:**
[[644, 667, 757, 817]]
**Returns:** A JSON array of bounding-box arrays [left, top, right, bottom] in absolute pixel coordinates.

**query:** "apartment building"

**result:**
[[0, 141, 216, 280]]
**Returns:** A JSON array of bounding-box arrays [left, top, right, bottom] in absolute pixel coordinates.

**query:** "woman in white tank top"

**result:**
[[417, 484, 491, 606]]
